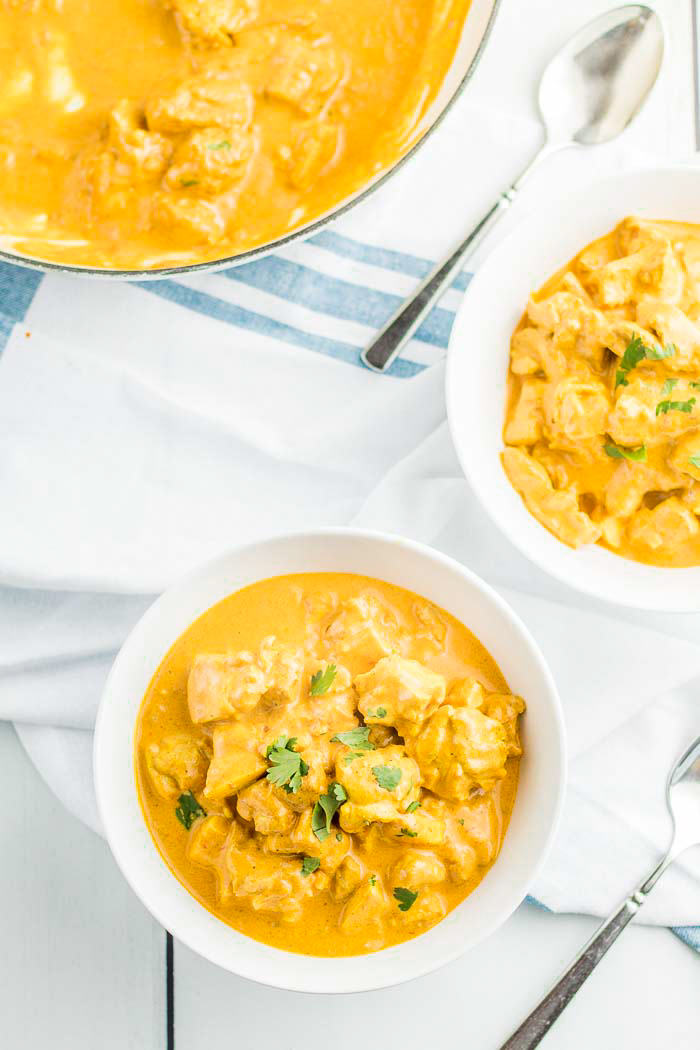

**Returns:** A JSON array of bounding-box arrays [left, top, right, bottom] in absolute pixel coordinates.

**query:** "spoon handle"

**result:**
[[498, 855, 671, 1050], [360, 147, 546, 373]]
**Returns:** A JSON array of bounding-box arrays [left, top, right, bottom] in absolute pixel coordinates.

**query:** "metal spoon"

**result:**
[[361, 4, 664, 373], [499, 732, 700, 1049]]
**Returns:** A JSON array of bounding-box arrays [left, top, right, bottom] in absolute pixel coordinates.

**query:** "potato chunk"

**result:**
[[340, 876, 390, 934], [203, 723, 266, 800], [355, 655, 445, 738], [186, 814, 231, 867], [408, 706, 508, 801], [502, 446, 601, 548], [146, 733, 209, 799]]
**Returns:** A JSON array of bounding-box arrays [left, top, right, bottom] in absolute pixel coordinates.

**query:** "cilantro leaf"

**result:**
[[175, 790, 205, 830], [659, 378, 678, 399], [366, 706, 387, 719], [689, 455, 700, 469], [310, 664, 337, 696], [691, 381, 700, 390], [393, 887, 418, 912], [398, 828, 417, 837], [332, 726, 375, 750], [369, 874, 377, 886], [372, 765, 402, 791], [265, 737, 309, 793], [604, 443, 647, 462], [312, 781, 347, 841], [615, 336, 675, 387], [179, 177, 199, 187], [406, 801, 421, 813], [656, 397, 696, 417], [207, 140, 231, 150], [300, 856, 320, 877]]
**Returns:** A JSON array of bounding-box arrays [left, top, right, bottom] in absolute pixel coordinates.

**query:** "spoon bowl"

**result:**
[[539, 4, 665, 147]]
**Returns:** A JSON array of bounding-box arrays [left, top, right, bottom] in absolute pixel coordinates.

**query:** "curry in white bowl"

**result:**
[[503, 217, 700, 568], [0, 0, 472, 270], [136, 572, 524, 956]]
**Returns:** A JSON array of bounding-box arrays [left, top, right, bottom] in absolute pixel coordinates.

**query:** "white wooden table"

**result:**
[[2, 2, 700, 1047]]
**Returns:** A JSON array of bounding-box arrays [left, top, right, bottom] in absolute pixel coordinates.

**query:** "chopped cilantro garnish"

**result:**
[[310, 664, 337, 696], [615, 336, 675, 388], [406, 801, 421, 813], [312, 781, 347, 841], [604, 442, 647, 462], [366, 706, 387, 719], [689, 455, 700, 469], [175, 790, 205, 830], [656, 397, 696, 417], [369, 875, 377, 886], [265, 736, 309, 793], [372, 765, 402, 791], [179, 177, 199, 187], [332, 727, 374, 750], [300, 856, 320, 877], [207, 140, 231, 150], [393, 887, 418, 912], [398, 828, 417, 837]]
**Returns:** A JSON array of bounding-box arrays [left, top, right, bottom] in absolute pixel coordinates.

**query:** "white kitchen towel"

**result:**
[[1, 0, 700, 952]]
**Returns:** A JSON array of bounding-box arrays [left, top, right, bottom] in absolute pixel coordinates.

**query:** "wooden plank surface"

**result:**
[[0, 723, 164, 1050]]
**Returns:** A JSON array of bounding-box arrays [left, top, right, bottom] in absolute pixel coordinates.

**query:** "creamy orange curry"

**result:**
[[0, 0, 471, 269], [502, 217, 700, 567], [136, 573, 524, 956]]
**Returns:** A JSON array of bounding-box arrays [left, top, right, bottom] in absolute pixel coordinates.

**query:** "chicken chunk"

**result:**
[[626, 497, 699, 551], [502, 446, 601, 548], [266, 37, 342, 116], [108, 100, 173, 179], [355, 655, 446, 738], [146, 732, 209, 799], [481, 693, 525, 758], [169, 0, 259, 44], [668, 431, 700, 481], [164, 124, 253, 195], [264, 809, 349, 872], [147, 73, 253, 133], [408, 706, 508, 801], [504, 378, 546, 445], [187, 638, 302, 723], [336, 745, 421, 832], [393, 888, 447, 926], [543, 377, 610, 446], [391, 849, 446, 888], [322, 593, 400, 670], [236, 779, 296, 835]]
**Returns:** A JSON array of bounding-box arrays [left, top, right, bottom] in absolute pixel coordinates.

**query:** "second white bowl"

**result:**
[[94, 528, 565, 993], [446, 166, 700, 611]]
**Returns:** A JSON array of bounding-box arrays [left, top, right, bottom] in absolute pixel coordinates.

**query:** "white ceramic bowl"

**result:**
[[94, 528, 565, 993], [447, 166, 700, 612]]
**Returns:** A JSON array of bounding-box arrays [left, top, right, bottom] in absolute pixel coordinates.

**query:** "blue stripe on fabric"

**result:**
[[136, 279, 424, 378], [0, 262, 43, 352], [309, 229, 472, 292], [223, 256, 458, 348]]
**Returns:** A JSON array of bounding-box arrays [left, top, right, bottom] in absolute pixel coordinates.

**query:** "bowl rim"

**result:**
[[445, 164, 700, 613], [93, 526, 566, 993], [2, 0, 501, 281]]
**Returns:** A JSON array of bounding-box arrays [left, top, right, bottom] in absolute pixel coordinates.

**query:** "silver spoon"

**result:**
[[500, 732, 700, 1049], [361, 4, 664, 373]]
